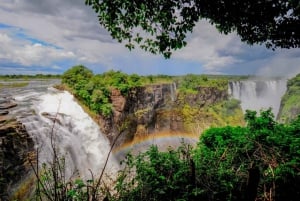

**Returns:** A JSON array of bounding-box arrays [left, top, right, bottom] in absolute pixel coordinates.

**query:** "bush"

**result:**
[[61, 66, 142, 116], [115, 110, 300, 201]]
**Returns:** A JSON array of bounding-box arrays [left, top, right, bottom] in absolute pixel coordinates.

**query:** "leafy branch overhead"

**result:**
[[85, 0, 300, 58]]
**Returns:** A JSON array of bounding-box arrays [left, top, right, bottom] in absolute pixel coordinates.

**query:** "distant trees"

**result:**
[[85, 0, 300, 58], [178, 74, 228, 93], [0, 74, 61, 79]]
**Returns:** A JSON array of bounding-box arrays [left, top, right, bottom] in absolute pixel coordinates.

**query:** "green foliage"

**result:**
[[178, 74, 228, 93], [222, 98, 241, 116], [62, 66, 142, 116], [114, 144, 196, 201], [278, 74, 300, 123], [115, 110, 300, 201], [34, 157, 93, 200], [62, 65, 93, 87], [85, 0, 299, 58]]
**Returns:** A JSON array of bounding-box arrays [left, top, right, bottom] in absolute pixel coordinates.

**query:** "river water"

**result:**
[[1, 79, 119, 180]]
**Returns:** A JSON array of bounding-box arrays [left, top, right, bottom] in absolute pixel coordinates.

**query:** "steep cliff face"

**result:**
[[97, 83, 244, 147], [277, 74, 300, 122], [0, 99, 35, 200]]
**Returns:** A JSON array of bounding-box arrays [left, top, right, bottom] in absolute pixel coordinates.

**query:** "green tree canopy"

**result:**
[[115, 109, 300, 201], [85, 0, 300, 58]]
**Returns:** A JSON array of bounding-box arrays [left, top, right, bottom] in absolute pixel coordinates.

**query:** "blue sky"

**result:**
[[0, 0, 300, 77]]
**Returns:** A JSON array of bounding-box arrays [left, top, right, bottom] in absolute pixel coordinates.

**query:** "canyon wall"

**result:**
[[0, 99, 35, 200], [96, 83, 244, 147]]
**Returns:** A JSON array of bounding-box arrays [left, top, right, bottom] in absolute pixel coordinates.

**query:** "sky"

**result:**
[[0, 0, 299, 77]]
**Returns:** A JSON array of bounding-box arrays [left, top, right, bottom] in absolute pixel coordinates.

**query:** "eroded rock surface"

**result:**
[[97, 84, 233, 147], [0, 97, 35, 200]]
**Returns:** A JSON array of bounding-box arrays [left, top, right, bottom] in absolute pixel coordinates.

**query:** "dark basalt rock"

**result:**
[[0, 110, 9, 115], [0, 97, 17, 110], [0, 95, 38, 200], [97, 84, 229, 148], [0, 117, 35, 200]]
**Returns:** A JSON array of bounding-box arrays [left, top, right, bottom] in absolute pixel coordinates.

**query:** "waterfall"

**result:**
[[228, 79, 287, 117], [17, 88, 118, 180], [170, 82, 177, 101]]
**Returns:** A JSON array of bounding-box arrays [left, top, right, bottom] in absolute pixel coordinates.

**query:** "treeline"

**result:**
[[0, 74, 61, 79], [176, 74, 229, 93]]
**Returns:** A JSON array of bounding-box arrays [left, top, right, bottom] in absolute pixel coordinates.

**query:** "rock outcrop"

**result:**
[[0, 98, 35, 200], [96, 83, 242, 147]]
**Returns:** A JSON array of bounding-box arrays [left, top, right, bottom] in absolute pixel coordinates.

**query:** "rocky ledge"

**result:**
[[0, 97, 35, 200]]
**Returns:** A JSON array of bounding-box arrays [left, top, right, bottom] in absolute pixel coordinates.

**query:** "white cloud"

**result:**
[[173, 20, 244, 73], [0, 0, 299, 77], [256, 49, 300, 78], [0, 0, 128, 69], [0, 33, 75, 66]]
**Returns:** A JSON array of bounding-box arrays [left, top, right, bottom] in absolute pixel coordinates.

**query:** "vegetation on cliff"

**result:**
[[278, 74, 300, 123], [61, 65, 243, 118], [177, 74, 228, 93], [62, 65, 142, 116]]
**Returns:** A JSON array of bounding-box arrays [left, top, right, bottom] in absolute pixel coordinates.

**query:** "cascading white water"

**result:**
[[228, 79, 287, 117], [16, 87, 119, 180], [170, 82, 177, 101]]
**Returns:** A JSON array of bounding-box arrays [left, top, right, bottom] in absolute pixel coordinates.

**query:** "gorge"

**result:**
[[0, 71, 298, 200]]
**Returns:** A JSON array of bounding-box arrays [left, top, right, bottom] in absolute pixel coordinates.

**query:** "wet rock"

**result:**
[[0, 118, 35, 200], [0, 102, 17, 110], [41, 112, 64, 125], [0, 116, 7, 124], [0, 110, 9, 115]]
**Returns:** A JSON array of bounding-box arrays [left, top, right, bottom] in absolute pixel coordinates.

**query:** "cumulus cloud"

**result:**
[[173, 20, 244, 73], [0, 0, 128, 70], [256, 49, 300, 78], [0, 0, 300, 76], [0, 33, 75, 66]]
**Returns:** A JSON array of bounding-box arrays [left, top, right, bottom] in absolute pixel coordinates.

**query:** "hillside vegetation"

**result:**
[[278, 74, 300, 122]]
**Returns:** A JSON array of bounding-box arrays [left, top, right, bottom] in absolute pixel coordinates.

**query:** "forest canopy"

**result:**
[[85, 0, 300, 58]]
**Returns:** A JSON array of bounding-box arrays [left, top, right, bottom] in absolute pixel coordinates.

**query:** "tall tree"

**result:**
[[85, 0, 300, 58]]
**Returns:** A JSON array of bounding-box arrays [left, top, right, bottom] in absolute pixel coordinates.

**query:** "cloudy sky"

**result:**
[[0, 0, 299, 77]]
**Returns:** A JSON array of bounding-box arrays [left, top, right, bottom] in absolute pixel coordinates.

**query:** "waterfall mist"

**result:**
[[229, 79, 287, 117]]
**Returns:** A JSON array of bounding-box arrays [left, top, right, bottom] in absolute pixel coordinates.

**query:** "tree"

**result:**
[[85, 0, 300, 58], [61, 65, 93, 87], [114, 110, 300, 200]]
